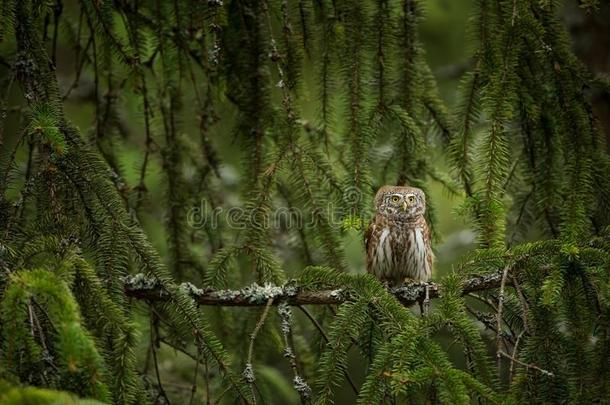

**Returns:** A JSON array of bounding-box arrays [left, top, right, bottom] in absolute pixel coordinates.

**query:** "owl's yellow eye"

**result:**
[[391, 195, 400, 204], [407, 195, 416, 204]]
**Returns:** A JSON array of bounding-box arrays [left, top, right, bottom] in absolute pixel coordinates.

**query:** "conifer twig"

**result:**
[[498, 350, 554, 377], [297, 306, 330, 342], [509, 330, 526, 383], [245, 298, 274, 404], [189, 345, 201, 405], [150, 309, 170, 404], [204, 357, 211, 405], [158, 338, 200, 364], [496, 265, 511, 378], [511, 274, 530, 333], [278, 303, 312, 401]]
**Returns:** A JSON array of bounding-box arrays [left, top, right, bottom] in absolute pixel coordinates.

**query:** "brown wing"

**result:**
[[364, 216, 378, 273], [422, 220, 434, 274]]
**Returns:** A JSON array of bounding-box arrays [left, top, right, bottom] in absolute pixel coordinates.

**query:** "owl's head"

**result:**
[[374, 186, 426, 221]]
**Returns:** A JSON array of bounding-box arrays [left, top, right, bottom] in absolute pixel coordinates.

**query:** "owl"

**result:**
[[365, 186, 433, 286]]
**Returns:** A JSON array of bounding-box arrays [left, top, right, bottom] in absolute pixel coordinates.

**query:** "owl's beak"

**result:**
[[402, 201, 408, 212]]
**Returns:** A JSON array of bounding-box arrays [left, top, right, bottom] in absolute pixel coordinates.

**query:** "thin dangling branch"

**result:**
[[496, 265, 511, 378], [244, 297, 275, 404]]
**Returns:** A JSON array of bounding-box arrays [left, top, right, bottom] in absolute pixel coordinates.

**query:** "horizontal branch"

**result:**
[[124, 271, 510, 307]]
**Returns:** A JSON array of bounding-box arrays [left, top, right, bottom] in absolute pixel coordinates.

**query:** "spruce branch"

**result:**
[[124, 270, 512, 307], [297, 305, 359, 395]]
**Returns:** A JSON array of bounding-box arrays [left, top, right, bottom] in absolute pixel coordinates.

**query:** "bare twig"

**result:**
[[509, 330, 526, 383], [298, 306, 330, 342], [245, 298, 274, 404], [150, 309, 171, 404], [467, 292, 517, 341], [158, 337, 198, 364], [465, 305, 498, 333], [247, 298, 274, 366], [512, 274, 530, 333], [204, 357, 211, 405], [187, 344, 201, 405], [142, 342, 152, 375], [496, 265, 511, 377], [498, 350, 554, 377], [61, 34, 93, 101], [278, 303, 311, 402]]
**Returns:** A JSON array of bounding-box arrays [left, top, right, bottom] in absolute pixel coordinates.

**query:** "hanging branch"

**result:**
[[125, 268, 512, 307], [277, 302, 312, 401], [244, 297, 274, 404], [495, 264, 511, 378]]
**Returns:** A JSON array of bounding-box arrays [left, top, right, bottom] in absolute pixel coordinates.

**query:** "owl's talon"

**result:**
[[403, 277, 414, 285], [423, 283, 430, 315], [417, 285, 430, 317]]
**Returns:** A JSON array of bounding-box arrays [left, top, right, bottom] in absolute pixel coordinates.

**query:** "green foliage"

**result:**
[[25, 104, 67, 156], [301, 268, 503, 403], [449, 0, 610, 247], [0, 0, 15, 42], [1, 269, 109, 401], [0, 380, 106, 405], [0, 0, 609, 403]]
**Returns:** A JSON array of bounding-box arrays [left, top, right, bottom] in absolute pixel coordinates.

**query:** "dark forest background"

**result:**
[[1, 0, 610, 404]]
